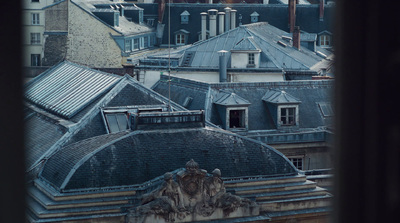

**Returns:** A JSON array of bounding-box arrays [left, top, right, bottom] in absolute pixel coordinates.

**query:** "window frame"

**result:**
[[289, 157, 304, 170], [226, 107, 248, 131], [103, 112, 130, 133], [30, 33, 41, 45], [319, 34, 331, 47], [31, 54, 41, 67], [176, 33, 186, 45], [248, 53, 255, 66], [278, 105, 299, 127], [31, 13, 40, 25]]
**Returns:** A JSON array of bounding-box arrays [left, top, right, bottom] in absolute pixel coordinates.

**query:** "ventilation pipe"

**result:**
[[218, 12, 225, 34], [293, 26, 301, 50], [201, 12, 207, 41], [319, 0, 325, 21], [263, 0, 269, 4], [209, 0, 213, 3], [218, 50, 228, 82], [288, 0, 296, 33], [208, 9, 218, 38], [230, 9, 237, 30], [224, 7, 231, 31]]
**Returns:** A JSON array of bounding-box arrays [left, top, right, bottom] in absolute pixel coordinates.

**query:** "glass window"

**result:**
[[280, 107, 296, 125], [31, 54, 41, 66], [289, 158, 303, 170], [144, 36, 149, 48], [248, 53, 255, 65], [229, 109, 245, 128], [125, 39, 131, 52], [320, 35, 331, 47], [133, 38, 139, 50], [30, 33, 40, 44], [32, 13, 40, 25], [105, 113, 129, 133], [176, 34, 185, 45]]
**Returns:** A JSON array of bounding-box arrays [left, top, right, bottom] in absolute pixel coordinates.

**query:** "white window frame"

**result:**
[[125, 39, 131, 52], [32, 13, 40, 25], [278, 105, 299, 127], [139, 37, 144, 49], [133, 38, 139, 50], [248, 53, 255, 65], [31, 54, 41, 67], [30, 33, 40, 45], [289, 157, 304, 170], [319, 34, 331, 47], [176, 34, 185, 45], [226, 107, 248, 130]]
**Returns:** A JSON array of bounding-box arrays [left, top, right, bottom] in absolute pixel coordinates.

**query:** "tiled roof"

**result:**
[[40, 127, 297, 191], [24, 61, 121, 119]]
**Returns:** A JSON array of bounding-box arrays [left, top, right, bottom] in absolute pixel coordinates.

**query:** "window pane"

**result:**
[[116, 114, 128, 131], [106, 114, 120, 133]]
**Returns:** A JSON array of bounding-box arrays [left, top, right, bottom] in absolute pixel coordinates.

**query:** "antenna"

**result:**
[[168, 0, 171, 112]]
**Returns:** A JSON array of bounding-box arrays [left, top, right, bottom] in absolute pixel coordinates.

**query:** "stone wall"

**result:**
[[45, 0, 68, 32], [66, 1, 123, 68], [42, 35, 68, 66]]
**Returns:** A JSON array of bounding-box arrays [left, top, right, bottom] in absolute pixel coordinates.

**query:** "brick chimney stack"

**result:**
[[288, 0, 296, 33], [319, 0, 325, 21], [293, 26, 301, 50]]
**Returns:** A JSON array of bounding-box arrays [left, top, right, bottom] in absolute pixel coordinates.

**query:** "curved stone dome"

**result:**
[[40, 128, 297, 191]]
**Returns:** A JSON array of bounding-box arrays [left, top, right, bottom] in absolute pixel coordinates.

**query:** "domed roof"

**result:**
[[40, 127, 297, 191]]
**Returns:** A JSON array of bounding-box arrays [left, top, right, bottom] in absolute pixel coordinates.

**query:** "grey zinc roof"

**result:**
[[40, 127, 297, 191], [149, 22, 331, 71], [24, 61, 121, 119], [262, 89, 301, 104], [214, 91, 251, 106]]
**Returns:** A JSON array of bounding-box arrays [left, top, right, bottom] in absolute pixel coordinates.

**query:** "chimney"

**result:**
[[201, 12, 207, 41], [119, 4, 124, 17], [209, 0, 213, 3], [218, 50, 228, 82], [263, 0, 269, 4], [208, 9, 218, 38], [319, 0, 325, 21], [230, 9, 237, 29], [288, 0, 296, 33], [218, 12, 225, 34], [293, 26, 300, 50], [224, 7, 231, 31]]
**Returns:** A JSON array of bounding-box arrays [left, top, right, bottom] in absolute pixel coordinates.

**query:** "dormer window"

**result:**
[[214, 91, 251, 131], [262, 90, 301, 129], [248, 53, 255, 66], [175, 29, 190, 46], [180, 10, 190, 24], [104, 112, 129, 133], [250, 11, 259, 23], [319, 35, 330, 47]]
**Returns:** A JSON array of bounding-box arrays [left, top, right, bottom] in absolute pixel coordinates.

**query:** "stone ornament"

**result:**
[[126, 159, 259, 223]]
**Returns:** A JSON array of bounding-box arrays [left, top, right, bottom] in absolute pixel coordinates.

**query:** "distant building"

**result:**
[[135, 22, 333, 88], [42, 0, 157, 68], [152, 75, 334, 171]]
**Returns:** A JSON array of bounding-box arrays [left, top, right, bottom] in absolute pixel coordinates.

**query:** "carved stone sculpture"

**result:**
[[126, 160, 259, 223]]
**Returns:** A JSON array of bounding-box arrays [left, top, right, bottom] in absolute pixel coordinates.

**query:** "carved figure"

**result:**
[[137, 172, 186, 221], [177, 159, 207, 198], [203, 168, 226, 206]]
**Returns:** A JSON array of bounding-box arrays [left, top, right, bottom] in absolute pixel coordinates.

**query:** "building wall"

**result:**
[[22, 0, 56, 67], [65, 1, 123, 68], [230, 51, 260, 68]]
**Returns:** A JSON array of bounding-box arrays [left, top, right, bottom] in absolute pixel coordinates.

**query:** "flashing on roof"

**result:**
[[277, 41, 287, 47]]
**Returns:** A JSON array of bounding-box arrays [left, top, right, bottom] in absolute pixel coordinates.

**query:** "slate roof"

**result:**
[[40, 127, 298, 191], [156, 3, 334, 45], [24, 61, 189, 173], [152, 75, 334, 130], [72, 0, 154, 36], [147, 22, 332, 72], [214, 91, 251, 106], [262, 89, 301, 104]]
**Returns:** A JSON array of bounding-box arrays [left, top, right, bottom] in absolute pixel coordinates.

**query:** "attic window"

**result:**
[[250, 11, 259, 23], [180, 10, 190, 24], [182, 97, 193, 108], [248, 53, 255, 66], [318, 102, 334, 117], [104, 113, 129, 133], [229, 109, 245, 128], [319, 34, 331, 47]]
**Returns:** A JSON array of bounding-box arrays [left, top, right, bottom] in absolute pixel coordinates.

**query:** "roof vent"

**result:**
[[277, 41, 287, 47]]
